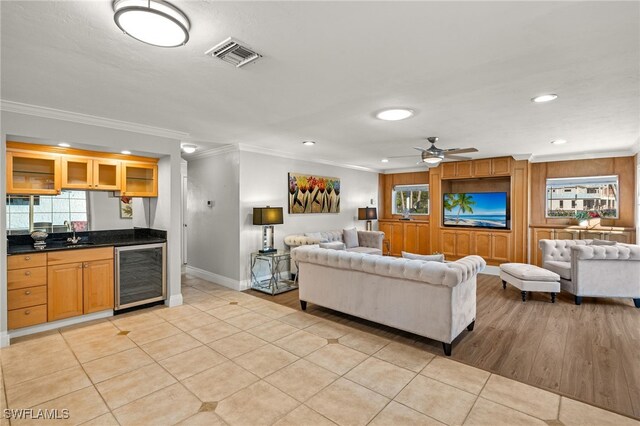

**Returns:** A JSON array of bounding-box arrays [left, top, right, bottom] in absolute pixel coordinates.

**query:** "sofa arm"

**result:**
[[284, 235, 321, 248], [357, 231, 384, 250], [570, 244, 640, 261]]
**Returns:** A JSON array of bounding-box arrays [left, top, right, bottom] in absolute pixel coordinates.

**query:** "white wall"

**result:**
[[186, 149, 241, 283], [1, 111, 184, 345], [238, 149, 379, 286], [89, 191, 144, 230]]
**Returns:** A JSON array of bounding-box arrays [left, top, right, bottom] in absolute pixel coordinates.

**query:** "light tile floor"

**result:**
[[1, 274, 639, 426]]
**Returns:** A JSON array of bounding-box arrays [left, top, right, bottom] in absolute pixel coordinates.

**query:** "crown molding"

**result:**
[[382, 166, 431, 174], [185, 144, 238, 160], [1, 100, 190, 140]]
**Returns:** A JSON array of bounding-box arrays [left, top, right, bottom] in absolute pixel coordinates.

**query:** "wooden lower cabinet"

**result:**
[[474, 232, 492, 259], [83, 259, 115, 314], [48, 262, 84, 321], [491, 233, 511, 263], [379, 221, 430, 256], [439, 229, 512, 264]]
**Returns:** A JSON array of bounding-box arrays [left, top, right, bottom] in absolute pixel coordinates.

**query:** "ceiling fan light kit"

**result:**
[[387, 136, 479, 166], [113, 0, 190, 47]]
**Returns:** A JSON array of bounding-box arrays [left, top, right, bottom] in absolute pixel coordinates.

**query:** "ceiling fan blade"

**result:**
[[443, 147, 478, 154], [443, 154, 472, 161], [387, 154, 419, 159], [413, 146, 428, 152]]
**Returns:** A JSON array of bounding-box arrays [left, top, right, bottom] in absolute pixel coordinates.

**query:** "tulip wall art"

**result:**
[[288, 173, 341, 214]]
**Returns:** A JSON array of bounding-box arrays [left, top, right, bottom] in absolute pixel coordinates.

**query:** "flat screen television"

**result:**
[[443, 192, 509, 229]]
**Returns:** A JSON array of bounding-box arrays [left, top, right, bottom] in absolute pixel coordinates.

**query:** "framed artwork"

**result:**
[[288, 173, 340, 214], [120, 196, 133, 219]]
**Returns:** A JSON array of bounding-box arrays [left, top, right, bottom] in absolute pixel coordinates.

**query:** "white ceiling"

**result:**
[[1, 1, 638, 170]]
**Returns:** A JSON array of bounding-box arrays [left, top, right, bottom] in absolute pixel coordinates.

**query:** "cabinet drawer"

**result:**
[[8, 253, 47, 270], [47, 247, 114, 265], [7, 266, 47, 290], [8, 304, 47, 329], [8, 286, 47, 310]]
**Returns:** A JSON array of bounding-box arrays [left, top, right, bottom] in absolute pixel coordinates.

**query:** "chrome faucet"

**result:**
[[65, 221, 81, 244]]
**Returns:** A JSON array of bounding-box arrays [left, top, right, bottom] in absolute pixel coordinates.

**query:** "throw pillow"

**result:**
[[402, 251, 445, 262], [320, 241, 346, 250], [343, 227, 359, 249], [590, 239, 617, 246], [305, 232, 328, 243]]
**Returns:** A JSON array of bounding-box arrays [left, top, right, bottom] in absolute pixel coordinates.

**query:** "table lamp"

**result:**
[[253, 206, 284, 253], [358, 207, 377, 231]]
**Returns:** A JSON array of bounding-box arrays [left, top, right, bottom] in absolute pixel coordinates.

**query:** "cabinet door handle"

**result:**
[[25, 271, 31, 276], [24, 310, 31, 315], [25, 256, 31, 261], [24, 290, 31, 295]]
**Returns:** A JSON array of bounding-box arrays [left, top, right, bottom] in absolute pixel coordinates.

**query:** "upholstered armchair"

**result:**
[[539, 239, 640, 307]]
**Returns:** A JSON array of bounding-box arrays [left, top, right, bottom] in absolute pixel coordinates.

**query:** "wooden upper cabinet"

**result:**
[[122, 161, 158, 197], [62, 157, 93, 189], [441, 163, 457, 179], [83, 259, 114, 314], [456, 161, 472, 178], [491, 157, 512, 176], [7, 151, 61, 195], [472, 159, 492, 177], [93, 159, 121, 190]]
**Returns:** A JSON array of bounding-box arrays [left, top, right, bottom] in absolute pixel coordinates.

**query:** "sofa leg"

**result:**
[[442, 342, 452, 357], [551, 293, 557, 304], [300, 300, 307, 311], [521, 291, 527, 302], [467, 320, 475, 332], [634, 298, 640, 308], [575, 296, 583, 305], [502, 280, 506, 290]]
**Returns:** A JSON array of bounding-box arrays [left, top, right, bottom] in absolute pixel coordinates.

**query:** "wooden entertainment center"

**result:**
[[379, 155, 636, 266]]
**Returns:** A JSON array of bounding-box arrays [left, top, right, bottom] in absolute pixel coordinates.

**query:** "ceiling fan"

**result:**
[[388, 137, 478, 166]]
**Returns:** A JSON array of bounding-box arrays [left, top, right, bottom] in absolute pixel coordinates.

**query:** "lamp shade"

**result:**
[[253, 207, 284, 225], [358, 207, 377, 221]]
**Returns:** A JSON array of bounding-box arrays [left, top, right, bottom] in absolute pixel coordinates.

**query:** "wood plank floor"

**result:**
[[248, 273, 640, 420]]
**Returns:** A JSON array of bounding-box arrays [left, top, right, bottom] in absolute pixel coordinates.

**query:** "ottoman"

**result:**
[[500, 263, 561, 303]]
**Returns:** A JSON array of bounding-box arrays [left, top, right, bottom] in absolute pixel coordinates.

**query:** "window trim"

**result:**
[[392, 184, 430, 216]]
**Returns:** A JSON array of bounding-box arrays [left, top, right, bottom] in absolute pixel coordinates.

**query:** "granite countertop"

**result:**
[[7, 228, 167, 255]]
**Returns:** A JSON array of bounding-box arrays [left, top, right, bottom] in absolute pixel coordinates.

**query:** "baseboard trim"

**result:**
[[7, 310, 114, 344], [166, 293, 183, 307], [0, 331, 9, 348], [185, 265, 242, 291]]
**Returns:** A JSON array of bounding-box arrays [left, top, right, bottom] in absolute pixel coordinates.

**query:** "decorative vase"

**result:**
[[30, 230, 48, 250]]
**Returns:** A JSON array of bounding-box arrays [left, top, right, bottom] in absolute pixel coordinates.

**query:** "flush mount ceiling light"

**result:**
[[381, 158, 389, 163], [113, 0, 190, 48], [375, 108, 414, 121], [181, 143, 197, 154], [551, 139, 567, 145], [57, 143, 70, 147], [121, 150, 132, 155], [302, 140, 316, 146], [531, 94, 558, 103]]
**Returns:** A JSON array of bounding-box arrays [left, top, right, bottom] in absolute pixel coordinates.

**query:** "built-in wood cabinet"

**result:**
[[440, 228, 512, 264], [121, 161, 158, 197], [7, 247, 115, 329], [6, 151, 62, 195], [7, 141, 158, 196], [529, 226, 636, 266], [379, 221, 430, 256], [440, 157, 512, 180]]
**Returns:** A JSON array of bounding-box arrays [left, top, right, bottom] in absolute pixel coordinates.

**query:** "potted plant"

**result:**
[[575, 210, 601, 227]]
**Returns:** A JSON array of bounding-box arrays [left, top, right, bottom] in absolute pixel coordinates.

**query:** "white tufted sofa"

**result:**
[[539, 239, 640, 307], [291, 245, 486, 356], [284, 230, 384, 255]]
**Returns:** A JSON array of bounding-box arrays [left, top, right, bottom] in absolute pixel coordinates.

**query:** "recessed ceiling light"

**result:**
[[302, 140, 316, 146], [121, 150, 132, 155], [57, 143, 70, 147], [376, 108, 414, 121], [381, 158, 389, 163], [181, 143, 197, 154], [531, 94, 558, 103], [113, 0, 190, 48], [551, 139, 567, 145]]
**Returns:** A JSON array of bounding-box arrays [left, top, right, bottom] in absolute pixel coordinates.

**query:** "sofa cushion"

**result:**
[[320, 241, 346, 250], [305, 232, 328, 243], [544, 261, 572, 280], [590, 239, 617, 246], [343, 227, 359, 249], [500, 263, 560, 282], [347, 246, 382, 255], [402, 252, 445, 263]]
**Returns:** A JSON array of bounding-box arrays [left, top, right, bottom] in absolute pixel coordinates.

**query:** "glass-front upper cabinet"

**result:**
[[62, 156, 92, 189], [93, 159, 121, 191], [7, 151, 61, 195], [121, 161, 158, 197]]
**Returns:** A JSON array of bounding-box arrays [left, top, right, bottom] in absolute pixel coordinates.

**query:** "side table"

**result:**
[[250, 251, 298, 295]]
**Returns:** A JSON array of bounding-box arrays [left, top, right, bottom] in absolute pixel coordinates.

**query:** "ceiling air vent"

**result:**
[[205, 37, 262, 68]]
